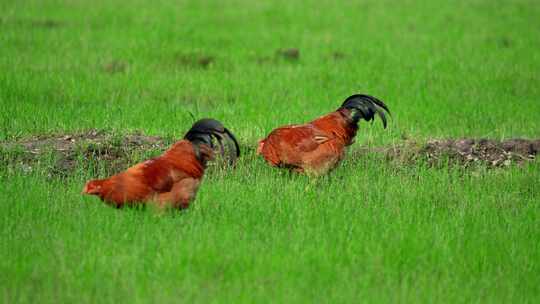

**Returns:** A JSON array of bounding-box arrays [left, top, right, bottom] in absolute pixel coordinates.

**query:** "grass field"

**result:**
[[1, 0, 540, 302]]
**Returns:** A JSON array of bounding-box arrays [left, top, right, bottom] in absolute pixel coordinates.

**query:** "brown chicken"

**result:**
[[82, 119, 240, 209], [257, 94, 390, 175]]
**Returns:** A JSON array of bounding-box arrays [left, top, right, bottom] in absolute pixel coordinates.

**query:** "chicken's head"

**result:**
[[82, 180, 104, 195]]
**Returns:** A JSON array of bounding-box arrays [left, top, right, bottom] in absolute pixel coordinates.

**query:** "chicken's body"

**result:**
[[258, 94, 390, 175], [84, 141, 208, 208], [83, 119, 240, 209], [258, 110, 357, 175]]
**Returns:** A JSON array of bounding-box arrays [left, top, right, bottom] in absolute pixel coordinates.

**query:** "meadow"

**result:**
[[1, 0, 540, 302]]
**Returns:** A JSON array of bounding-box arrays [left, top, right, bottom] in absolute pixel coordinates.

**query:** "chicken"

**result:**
[[82, 118, 240, 209], [257, 94, 390, 175]]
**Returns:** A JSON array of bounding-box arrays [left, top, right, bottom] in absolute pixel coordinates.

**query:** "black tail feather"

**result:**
[[339, 94, 391, 128], [224, 128, 241, 158], [184, 118, 240, 165]]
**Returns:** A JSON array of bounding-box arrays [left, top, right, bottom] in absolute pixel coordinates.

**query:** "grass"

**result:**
[[1, 0, 539, 302]]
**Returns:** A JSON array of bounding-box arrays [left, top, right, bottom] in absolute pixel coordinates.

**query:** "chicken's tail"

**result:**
[[339, 94, 391, 128], [184, 118, 240, 165]]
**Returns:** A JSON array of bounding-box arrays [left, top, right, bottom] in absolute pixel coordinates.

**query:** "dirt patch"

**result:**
[[30, 19, 64, 29], [10, 130, 165, 157], [255, 48, 301, 65], [1, 130, 239, 178], [1, 130, 170, 177], [102, 60, 128, 74], [276, 48, 300, 61], [2, 134, 538, 178], [331, 51, 346, 60], [420, 138, 538, 167], [354, 138, 539, 168], [1, 18, 65, 29], [174, 52, 215, 69]]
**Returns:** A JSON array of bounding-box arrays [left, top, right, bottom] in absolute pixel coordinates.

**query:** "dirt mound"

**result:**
[[1, 132, 538, 177], [1, 130, 170, 177], [1, 129, 238, 178], [421, 138, 539, 167], [382, 138, 539, 168], [173, 52, 215, 69], [11, 129, 165, 154], [102, 60, 128, 74]]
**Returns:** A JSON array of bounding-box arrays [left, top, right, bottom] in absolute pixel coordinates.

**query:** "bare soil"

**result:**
[[276, 48, 300, 61], [354, 138, 539, 168], [173, 52, 215, 69], [1, 130, 170, 177], [255, 48, 301, 65], [420, 138, 539, 166], [1, 132, 538, 177], [102, 60, 128, 74]]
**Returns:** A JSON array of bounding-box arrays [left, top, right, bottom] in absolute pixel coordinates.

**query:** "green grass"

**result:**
[[1, 0, 539, 302]]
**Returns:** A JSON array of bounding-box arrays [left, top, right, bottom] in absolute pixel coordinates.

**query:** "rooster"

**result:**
[[257, 94, 390, 175], [82, 118, 240, 209]]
